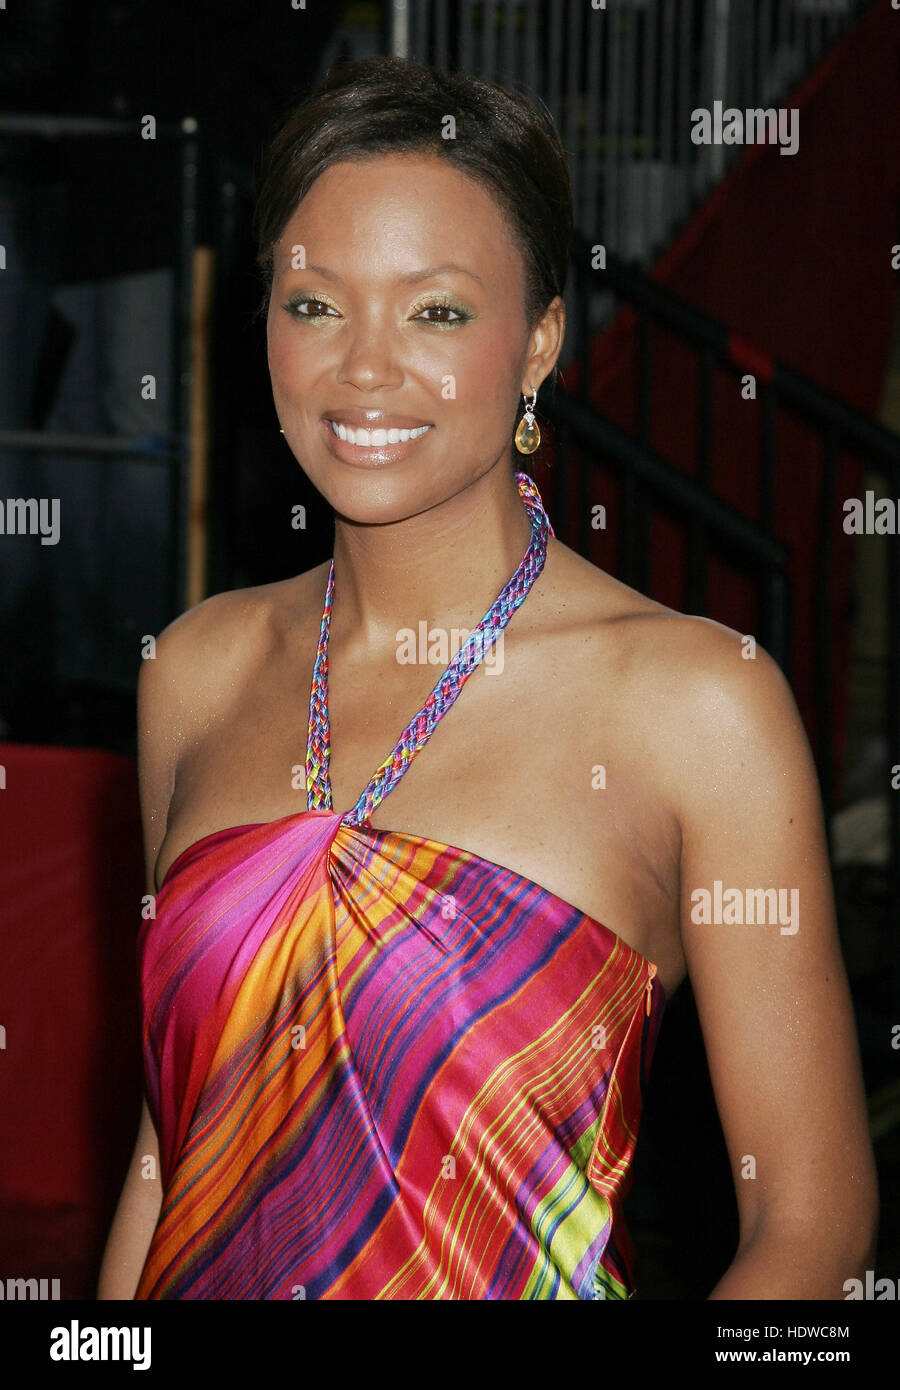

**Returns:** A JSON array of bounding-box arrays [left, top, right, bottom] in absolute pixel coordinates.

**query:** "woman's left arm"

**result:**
[[666, 623, 878, 1299]]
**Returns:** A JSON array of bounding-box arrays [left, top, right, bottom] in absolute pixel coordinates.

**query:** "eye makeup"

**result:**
[[406, 290, 474, 327], [282, 288, 475, 327]]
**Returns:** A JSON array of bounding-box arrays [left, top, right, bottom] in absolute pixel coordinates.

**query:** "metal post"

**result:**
[[888, 501, 900, 1002], [814, 424, 838, 855], [389, 0, 410, 60], [170, 117, 200, 619]]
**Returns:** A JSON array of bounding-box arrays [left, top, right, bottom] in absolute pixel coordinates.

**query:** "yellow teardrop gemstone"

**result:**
[[514, 414, 540, 454]]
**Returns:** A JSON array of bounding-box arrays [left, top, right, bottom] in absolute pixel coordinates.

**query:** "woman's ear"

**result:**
[[522, 295, 566, 397]]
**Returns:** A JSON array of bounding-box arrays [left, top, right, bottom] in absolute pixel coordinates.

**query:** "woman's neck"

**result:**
[[327, 464, 535, 657]]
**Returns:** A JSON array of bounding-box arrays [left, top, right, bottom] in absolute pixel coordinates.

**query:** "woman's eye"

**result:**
[[416, 303, 465, 324], [286, 297, 337, 318]]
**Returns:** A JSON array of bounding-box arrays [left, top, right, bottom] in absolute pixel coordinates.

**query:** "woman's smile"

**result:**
[[319, 412, 434, 467]]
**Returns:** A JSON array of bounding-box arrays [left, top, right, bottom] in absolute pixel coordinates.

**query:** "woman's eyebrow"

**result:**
[[301, 261, 485, 287]]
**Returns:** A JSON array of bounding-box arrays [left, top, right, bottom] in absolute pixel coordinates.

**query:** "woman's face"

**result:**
[[266, 152, 563, 522]]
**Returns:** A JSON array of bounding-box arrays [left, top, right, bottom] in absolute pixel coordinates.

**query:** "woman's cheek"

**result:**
[[265, 322, 293, 385], [268, 322, 312, 378], [433, 332, 519, 428], [417, 328, 484, 396]]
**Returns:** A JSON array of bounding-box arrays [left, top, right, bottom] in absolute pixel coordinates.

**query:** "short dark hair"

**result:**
[[252, 56, 572, 333]]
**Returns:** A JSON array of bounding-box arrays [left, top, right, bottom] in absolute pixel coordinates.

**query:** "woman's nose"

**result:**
[[336, 315, 405, 392]]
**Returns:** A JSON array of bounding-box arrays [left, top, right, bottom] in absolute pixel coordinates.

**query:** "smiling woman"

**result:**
[[261, 154, 565, 511], [97, 56, 877, 1303], [266, 149, 554, 499]]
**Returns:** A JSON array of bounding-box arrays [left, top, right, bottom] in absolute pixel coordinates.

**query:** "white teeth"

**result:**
[[330, 420, 430, 446]]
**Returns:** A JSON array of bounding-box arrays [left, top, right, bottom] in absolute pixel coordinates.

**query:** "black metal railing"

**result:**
[[539, 233, 900, 991]]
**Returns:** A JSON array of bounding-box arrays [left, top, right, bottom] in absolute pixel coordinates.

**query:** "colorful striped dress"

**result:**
[[134, 472, 666, 1300]]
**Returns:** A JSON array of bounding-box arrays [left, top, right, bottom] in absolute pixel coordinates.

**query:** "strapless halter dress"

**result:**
[[134, 472, 665, 1300]]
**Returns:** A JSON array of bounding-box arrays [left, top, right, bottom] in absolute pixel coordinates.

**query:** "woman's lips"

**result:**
[[321, 416, 433, 467]]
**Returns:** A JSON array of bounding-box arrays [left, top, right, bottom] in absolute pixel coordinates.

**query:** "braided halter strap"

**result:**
[[306, 471, 554, 828]]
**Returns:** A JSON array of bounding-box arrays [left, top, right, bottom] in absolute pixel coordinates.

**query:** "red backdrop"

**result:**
[[0, 743, 145, 1298]]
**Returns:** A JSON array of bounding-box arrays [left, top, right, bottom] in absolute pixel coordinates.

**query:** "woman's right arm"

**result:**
[[96, 589, 256, 1297], [96, 617, 195, 1299], [96, 1094, 163, 1299]]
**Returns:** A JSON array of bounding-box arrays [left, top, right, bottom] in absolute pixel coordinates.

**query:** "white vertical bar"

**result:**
[[390, 0, 409, 59]]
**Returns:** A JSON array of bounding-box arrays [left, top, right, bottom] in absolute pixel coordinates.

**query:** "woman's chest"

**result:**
[[162, 630, 683, 991]]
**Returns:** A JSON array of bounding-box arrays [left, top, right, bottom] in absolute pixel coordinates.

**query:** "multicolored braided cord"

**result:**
[[306, 471, 554, 826]]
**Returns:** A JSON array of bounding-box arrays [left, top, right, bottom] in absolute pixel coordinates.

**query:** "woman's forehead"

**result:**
[[274, 154, 522, 279]]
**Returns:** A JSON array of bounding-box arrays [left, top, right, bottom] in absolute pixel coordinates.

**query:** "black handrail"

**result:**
[[544, 233, 900, 997], [541, 386, 794, 675], [577, 237, 900, 474]]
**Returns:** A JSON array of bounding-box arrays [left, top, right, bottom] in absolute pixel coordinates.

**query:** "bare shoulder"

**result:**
[[139, 564, 328, 724], [136, 564, 328, 826], [611, 596, 809, 828], [545, 543, 805, 808], [619, 599, 792, 715]]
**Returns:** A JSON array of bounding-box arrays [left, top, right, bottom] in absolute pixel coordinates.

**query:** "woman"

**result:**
[[99, 56, 877, 1300]]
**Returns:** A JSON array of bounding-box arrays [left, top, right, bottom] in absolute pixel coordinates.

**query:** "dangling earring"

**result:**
[[279, 427, 285, 434], [514, 389, 540, 454]]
